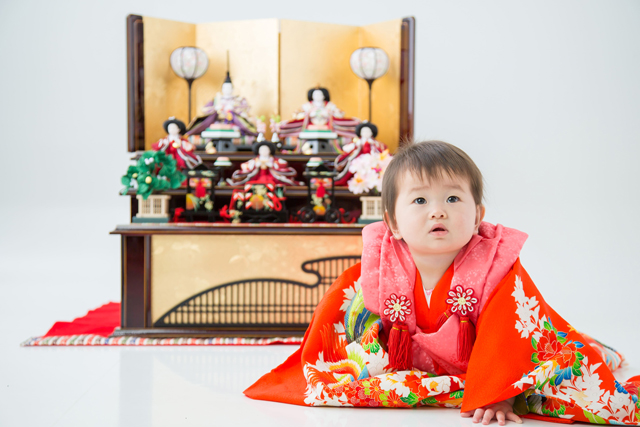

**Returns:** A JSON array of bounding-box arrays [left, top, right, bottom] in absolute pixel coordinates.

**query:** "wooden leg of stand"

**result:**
[[121, 235, 150, 329]]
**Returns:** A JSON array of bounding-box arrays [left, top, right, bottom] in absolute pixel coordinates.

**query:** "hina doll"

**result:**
[[185, 72, 258, 137], [152, 117, 202, 170], [334, 122, 388, 186], [275, 87, 360, 139], [226, 134, 304, 186]]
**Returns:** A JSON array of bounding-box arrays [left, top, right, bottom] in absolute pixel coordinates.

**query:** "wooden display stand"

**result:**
[[114, 15, 415, 337], [111, 223, 364, 337]]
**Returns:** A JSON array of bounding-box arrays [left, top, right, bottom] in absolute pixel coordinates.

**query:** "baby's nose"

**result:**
[[430, 209, 446, 218]]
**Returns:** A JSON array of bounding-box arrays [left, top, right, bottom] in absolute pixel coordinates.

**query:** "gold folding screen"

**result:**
[[142, 17, 195, 151], [135, 16, 409, 153]]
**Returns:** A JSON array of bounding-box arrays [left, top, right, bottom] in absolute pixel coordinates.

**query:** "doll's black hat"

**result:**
[[163, 117, 187, 135], [253, 140, 277, 156], [307, 86, 330, 102], [355, 121, 378, 138]]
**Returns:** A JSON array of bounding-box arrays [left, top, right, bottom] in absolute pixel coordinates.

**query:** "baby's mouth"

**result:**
[[429, 224, 448, 234]]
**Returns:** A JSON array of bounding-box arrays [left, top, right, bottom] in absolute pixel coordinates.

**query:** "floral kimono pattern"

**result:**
[[244, 261, 640, 425]]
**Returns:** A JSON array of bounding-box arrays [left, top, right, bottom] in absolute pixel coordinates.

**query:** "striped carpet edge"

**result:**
[[21, 335, 303, 347]]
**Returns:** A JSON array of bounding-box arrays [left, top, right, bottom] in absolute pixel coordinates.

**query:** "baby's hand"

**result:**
[[460, 397, 523, 425]]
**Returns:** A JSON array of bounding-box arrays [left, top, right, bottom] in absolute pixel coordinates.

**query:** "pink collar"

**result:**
[[360, 221, 528, 333]]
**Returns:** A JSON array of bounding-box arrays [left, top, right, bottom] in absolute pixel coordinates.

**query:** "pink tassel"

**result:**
[[388, 322, 413, 371], [457, 316, 476, 363]]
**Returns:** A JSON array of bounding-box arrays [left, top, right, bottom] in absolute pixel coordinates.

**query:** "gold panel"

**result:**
[[359, 19, 402, 153], [279, 19, 401, 150], [194, 19, 280, 137], [141, 17, 403, 150], [150, 234, 362, 323], [279, 20, 361, 130], [143, 17, 195, 149]]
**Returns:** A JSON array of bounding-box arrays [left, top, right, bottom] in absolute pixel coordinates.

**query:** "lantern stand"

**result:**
[[185, 78, 195, 123], [365, 79, 374, 122]]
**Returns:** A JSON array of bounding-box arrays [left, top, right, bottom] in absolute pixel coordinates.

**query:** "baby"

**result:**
[[380, 141, 517, 425], [245, 141, 638, 426]]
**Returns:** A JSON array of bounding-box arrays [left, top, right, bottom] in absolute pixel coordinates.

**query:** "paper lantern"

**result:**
[[170, 47, 209, 122], [350, 47, 389, 122]]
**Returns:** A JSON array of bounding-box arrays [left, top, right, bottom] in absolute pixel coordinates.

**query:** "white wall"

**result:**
[[1, 1, 638, 350]]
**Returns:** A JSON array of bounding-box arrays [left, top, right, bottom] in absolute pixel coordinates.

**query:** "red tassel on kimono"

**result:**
[[388, 322, 412, 370], [435, 307, 452, 330], [458, 315, 476, 362]]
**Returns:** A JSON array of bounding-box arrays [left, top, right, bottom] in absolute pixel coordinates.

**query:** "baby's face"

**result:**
[[389, 170, 483, 258]]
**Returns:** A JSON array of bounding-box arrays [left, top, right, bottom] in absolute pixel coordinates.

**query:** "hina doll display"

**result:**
[[334, 122, 388, 186], [225, 134, 304, 186], [185, 72, 258, 138], [152, 117, 202, 170], [275, 87, 360, 140]]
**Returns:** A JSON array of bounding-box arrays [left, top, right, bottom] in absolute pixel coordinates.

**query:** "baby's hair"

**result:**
[[382, 140, 484, 230]]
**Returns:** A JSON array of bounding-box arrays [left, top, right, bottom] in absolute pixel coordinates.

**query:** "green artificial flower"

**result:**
[[120, 150, 186, 199]]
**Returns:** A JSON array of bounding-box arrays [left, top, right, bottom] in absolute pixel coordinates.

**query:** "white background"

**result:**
[[1, 1, 639, 426]]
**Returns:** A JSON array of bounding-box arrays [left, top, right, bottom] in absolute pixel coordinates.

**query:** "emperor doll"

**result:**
[[186, 71, 258, 139]]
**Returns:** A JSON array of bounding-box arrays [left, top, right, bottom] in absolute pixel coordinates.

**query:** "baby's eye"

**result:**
[[447, 196, 460, 203], [413, 197, 426, 205]]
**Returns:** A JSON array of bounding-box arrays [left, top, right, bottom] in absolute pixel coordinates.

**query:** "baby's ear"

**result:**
[[383, 211, 401, 239], [383, 210, 392, 230], [475, 205, 486, 230]]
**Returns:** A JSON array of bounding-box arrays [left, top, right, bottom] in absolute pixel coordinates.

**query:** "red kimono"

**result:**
[[225, 156, 304, 187], [245, 222, 640, 425], [152, 137, 201, 170]]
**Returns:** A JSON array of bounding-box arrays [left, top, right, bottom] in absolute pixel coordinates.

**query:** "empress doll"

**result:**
[[275, 87, 360, 139]]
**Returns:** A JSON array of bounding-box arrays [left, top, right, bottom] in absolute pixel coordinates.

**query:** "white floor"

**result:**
[[2, 260, 640, 427], [0, 251, 640, 427], [3, 343, 640, 427]]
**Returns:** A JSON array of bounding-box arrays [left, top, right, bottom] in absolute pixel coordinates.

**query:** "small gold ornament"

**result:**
[[145, 176, 152, 184]]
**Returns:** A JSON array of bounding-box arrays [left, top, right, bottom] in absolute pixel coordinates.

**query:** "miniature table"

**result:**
[[110, 222, 365, 337]]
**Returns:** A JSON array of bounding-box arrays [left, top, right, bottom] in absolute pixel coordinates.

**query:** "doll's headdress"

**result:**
[[163, 117, 187, 134], [224, 51, 232, 84]]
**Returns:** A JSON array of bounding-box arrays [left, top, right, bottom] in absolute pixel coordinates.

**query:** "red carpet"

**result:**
[[44, 302, 120, 338], [22, 302, 303, 347]]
